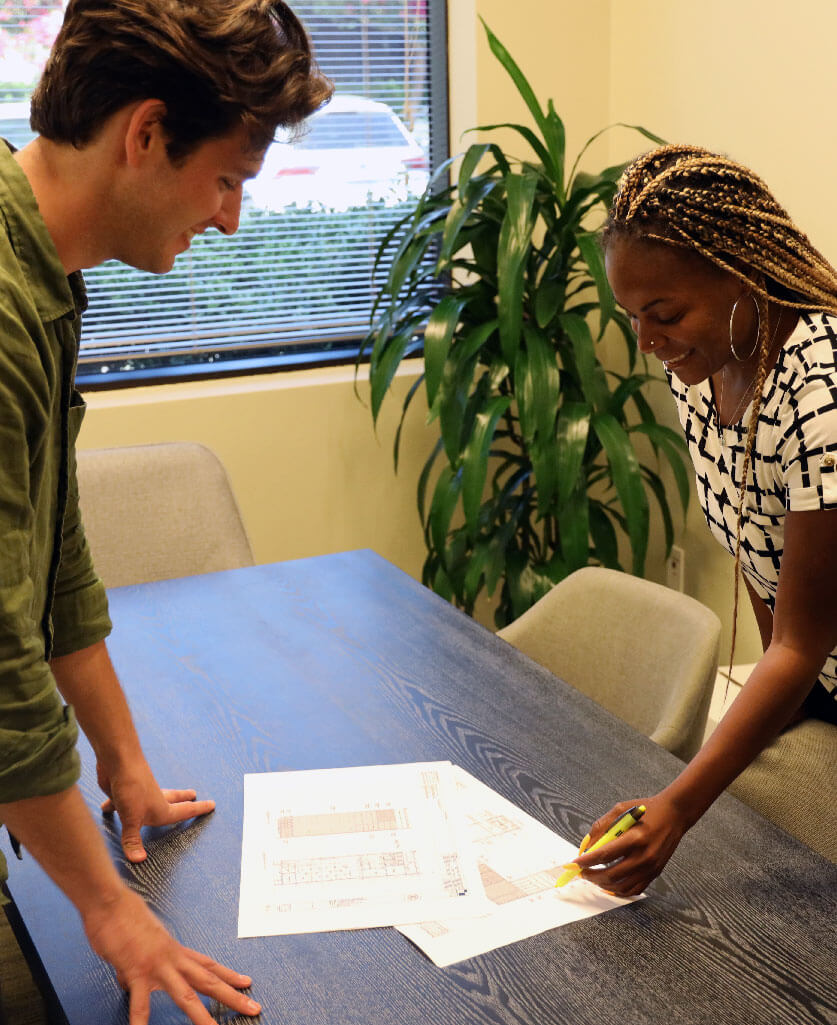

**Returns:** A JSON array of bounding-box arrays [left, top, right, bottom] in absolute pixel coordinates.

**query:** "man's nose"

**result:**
[[212, 188, 242, 236]]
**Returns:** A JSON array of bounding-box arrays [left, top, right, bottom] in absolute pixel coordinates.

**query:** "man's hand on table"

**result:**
[[1, 786, 260, 1025], [97, 757, 216, 863], [84, 887, 260, 1025]]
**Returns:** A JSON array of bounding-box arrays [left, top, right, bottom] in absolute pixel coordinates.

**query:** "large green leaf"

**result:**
[[468, 122, 553, 183], [631, 421, 691, 516], [428, 464, 463, 555], [545, 101, 566, 196], [567, 122, 667, 187], [555, 400, 592, 508], [370, 317, 423, 423], [592, 412, 649, 575], [607, 373, 653, 419], [484, 519, 518, 596], [371, 205, 426, 285], [505, 548, 557, 621], [642, 466, 675, 556], [433, 143, 496, 268], [497, 172, 537, 367], [441, 529, 471, 601], [469, 221, 500, 281], [516, 324, 560, 444], [392, 372, 425, 472], [576, 231, 615, 338], [457, 142, 492, 193], [463, 540, 491, 607], [558, 312, 609, 410], [557, 484, 589, 571], [436, 320, 498, 464], [534, 274, 564, 329], [424, 296, 466, 409], [417, 438, 444, 522], [386, 230, 436, 302], [612, 310, 640, 372], [462, 395, 512, 534], [439, 176, 498, 269], [431, 562, 454, 603], [588, 503, 621, 570], [519, 324, 561, 514], [480, 19, 564, 188]]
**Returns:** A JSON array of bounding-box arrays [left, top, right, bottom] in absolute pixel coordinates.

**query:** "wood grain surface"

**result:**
[[2, 551, 836, 1025]]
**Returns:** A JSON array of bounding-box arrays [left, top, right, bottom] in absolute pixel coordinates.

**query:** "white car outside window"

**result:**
[[245, 94, 429, 213]]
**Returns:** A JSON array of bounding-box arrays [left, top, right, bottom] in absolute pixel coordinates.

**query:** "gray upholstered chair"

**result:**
[[497, 566, 721, 761], [76, 442, 254, 588], [728, 719, 837, 863]]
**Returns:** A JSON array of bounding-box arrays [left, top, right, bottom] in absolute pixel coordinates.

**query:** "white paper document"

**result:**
[[397, 767, 639, 967], [237, 761, 487, 937]]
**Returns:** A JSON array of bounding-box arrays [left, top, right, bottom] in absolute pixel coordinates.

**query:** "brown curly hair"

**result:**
[[30, 0, 334, 160]]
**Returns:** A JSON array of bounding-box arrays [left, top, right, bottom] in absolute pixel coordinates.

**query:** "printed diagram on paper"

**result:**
[[237, 761, 486, 937], [398, 767, 639, 967]]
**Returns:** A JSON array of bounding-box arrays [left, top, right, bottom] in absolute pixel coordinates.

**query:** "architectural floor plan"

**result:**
[[237, 761, 485, 937]]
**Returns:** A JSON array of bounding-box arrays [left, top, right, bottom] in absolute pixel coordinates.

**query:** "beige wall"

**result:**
[[81, 1, 835, 658]]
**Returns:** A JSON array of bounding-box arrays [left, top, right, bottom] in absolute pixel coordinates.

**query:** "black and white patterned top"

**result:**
[[670, 311, 837, 702]]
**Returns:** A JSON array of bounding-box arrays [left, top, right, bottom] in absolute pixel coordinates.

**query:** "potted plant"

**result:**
[[360, 21, 691, 627]]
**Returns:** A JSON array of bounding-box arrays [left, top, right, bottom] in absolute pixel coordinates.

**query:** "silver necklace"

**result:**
[[717, 312, 782, 432]]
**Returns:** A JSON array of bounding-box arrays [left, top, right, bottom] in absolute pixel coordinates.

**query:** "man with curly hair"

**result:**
[[0, 3, 331, 1021]]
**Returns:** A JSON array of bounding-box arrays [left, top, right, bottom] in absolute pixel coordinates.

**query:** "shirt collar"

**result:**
[[0, 140, 83, 322]]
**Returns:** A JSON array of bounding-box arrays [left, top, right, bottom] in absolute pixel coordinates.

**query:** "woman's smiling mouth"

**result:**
[[663, 349, 693, 369]]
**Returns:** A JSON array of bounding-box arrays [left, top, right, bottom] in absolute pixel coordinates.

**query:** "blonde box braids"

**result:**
[[603, 144, 837, 675]]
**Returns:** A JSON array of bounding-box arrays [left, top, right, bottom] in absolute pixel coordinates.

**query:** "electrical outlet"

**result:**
[[666, 545, 685, 592]]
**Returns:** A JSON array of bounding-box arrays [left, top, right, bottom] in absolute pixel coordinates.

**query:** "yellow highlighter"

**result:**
[[555, 804, 646, 887]]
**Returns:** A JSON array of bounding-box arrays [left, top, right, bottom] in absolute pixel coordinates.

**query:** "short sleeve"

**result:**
[[781, 361, 837, 511]]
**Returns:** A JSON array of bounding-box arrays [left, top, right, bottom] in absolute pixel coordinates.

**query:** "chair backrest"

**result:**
[[76, 442, 254, 588], [497, 566, 721, 761], [728, 718, 837, 863]]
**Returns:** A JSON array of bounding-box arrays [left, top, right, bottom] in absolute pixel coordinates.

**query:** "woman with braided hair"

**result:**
[[569, 144, 837, 895]]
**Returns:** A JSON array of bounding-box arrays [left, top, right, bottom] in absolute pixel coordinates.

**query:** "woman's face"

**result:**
[[604, 233, 755, 385]]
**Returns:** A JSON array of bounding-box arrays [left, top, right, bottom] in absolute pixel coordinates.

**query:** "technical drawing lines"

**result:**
[[277, 807, 407, 838], [465, 809, 522, 843], [274, 850, 420, 886], [478, 862, 564, 905]]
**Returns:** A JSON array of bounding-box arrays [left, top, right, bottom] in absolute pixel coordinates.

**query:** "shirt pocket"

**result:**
[[68, 389, 87, 447]]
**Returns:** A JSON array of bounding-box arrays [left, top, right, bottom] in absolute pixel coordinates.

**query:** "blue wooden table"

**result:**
[[3, 551, 836, 1024]]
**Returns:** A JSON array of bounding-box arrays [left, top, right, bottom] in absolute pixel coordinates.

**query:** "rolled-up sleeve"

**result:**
[[0, 262, 97, 801], [0, 334, 81, 801], [0, 573, 81, 801]]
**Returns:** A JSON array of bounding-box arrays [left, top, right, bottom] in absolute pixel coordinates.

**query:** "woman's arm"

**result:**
[[744, 576, 773, 653], [573, 507, 837, 895]]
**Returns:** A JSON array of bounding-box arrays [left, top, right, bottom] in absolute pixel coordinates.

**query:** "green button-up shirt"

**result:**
[[0, 141, 111, 810]]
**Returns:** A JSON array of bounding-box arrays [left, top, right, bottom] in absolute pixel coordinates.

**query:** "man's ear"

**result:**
[[123, 98, 168, 167]]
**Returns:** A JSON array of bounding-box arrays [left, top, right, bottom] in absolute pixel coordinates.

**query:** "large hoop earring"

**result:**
[[729, 293, 760, 362]]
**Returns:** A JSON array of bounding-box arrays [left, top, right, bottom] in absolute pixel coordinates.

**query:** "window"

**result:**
[[0, 1, 448, 387]]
